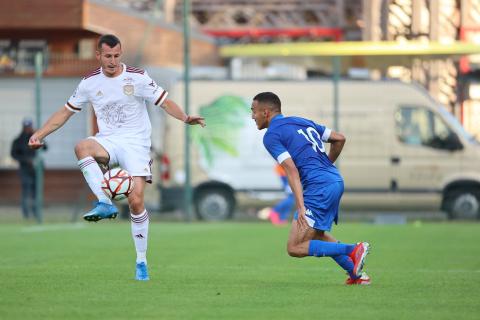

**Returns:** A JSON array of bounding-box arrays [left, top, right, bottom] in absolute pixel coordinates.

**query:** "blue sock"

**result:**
[[332, 255, 356, 278], [308, 240, 355, 257]]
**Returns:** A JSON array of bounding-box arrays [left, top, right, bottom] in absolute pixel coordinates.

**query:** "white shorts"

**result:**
[[89, 136, 153, 183]]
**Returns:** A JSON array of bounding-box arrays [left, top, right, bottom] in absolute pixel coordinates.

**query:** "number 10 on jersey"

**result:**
[[297, 128, 325, 153]]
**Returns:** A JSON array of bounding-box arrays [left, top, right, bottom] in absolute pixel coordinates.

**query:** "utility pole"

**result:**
[[183, 0, 193, 221], [34, 52, 44, 224]]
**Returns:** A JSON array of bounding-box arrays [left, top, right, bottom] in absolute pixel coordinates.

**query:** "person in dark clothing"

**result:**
[[10, 118, 44, 221]]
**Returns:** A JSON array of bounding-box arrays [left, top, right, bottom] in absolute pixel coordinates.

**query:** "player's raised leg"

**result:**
[[287, 217, 372, 281], [315, 232, 370, 284], [314, 232, 357, 279], [128, 176, 150, 281], [75, 139, 118, 221], [286, 218, 355, 258]]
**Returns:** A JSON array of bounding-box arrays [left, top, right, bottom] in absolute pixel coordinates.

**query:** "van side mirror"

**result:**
[[427, 132, 463, 151], [444, 133, 463, 151]]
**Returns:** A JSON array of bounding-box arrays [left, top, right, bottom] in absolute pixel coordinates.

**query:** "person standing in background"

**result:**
[[11, 118, 45, 222]]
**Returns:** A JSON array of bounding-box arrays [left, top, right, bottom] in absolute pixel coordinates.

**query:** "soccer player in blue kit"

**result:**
[[251, 92, 371, 285]]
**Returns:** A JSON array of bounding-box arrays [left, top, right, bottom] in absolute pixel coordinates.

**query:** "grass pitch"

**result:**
[[0, 221, 479, 319]]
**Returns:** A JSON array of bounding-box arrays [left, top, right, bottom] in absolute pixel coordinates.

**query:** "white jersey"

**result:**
[[65, 63, 168, 147]]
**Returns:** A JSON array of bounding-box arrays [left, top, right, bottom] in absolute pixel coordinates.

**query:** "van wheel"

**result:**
[[194, 188, 235, 221], [444, 189, 480, 220]]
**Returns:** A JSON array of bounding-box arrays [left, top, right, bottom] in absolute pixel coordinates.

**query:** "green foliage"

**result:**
[[0, 222, 479, 319], [191, 95, 250, 166]]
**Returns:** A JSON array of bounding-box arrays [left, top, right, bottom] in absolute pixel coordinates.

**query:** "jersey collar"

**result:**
[[270, 113, 283, 124], [270, 114, 284, 123], [101, 63, 126, 78], [267, 114, 284, 130]]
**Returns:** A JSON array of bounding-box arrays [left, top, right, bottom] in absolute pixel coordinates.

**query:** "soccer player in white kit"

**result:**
[[28, 34, 205, 281]]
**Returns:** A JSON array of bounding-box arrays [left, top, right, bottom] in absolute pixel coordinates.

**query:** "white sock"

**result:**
[[78, 156, 112, 204], [131, 209, 149, 264]]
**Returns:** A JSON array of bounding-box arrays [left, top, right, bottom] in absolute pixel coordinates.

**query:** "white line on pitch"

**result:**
[[21, 223, 86, 232]]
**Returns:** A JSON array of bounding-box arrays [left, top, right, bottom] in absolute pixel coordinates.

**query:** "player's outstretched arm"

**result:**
[[161, 99, 205, 127], [280, 158, 308, 229], [28, 106, 74, 149], [327, 131, 346, 163]]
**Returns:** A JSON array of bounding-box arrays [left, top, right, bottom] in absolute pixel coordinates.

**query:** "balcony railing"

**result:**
[[0, 52, 98, 77]]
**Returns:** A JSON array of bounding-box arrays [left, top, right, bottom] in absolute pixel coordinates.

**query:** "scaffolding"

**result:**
[[363, 0, 480, 117]]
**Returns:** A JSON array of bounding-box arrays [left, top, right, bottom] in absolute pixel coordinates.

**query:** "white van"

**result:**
[[160, 80, 480, 220]]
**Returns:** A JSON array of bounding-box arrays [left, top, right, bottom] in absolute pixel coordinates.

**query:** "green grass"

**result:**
[[0, 221, 479, 319]]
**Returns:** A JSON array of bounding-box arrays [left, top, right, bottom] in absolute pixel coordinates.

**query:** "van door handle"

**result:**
[[391, 156, 401, 164]]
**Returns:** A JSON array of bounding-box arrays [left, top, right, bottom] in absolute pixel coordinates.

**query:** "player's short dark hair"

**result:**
[[253, 92, 281, 112], [97, 34, 121, 50]]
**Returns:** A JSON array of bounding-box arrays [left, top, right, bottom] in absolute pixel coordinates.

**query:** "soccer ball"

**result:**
[[101, 167, 134, 201]]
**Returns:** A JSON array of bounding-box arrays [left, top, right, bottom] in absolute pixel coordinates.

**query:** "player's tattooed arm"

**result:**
[[327, 131, 346, 163], [161, 99, 206, 127]]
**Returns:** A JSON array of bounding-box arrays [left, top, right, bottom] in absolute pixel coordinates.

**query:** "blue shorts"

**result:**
[[293, 181, 344, 231]]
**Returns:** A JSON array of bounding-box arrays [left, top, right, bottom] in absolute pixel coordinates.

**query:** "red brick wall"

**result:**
[[0, 0, 84, 29], [0, 169, 91, 205], [0, 0, 220, 75]]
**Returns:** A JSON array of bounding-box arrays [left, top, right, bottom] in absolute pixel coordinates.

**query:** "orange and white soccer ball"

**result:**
[[101, 168, 134, 201]]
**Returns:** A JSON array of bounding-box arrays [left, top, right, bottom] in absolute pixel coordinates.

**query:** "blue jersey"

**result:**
[[263, 115, 343, 194]]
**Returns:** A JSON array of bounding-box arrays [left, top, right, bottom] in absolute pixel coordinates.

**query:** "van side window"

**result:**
[[396, 106, 462, 151]]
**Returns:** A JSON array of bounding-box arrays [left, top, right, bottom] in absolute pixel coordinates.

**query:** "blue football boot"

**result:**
[[135, 262, 150, 281], [82, 202, 118, 222]]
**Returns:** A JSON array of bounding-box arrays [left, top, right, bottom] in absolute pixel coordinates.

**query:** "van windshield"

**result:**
[[438, 106, 479, 145]]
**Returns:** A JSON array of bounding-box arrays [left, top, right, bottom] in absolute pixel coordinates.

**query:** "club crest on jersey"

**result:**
[[123, 84, 134, 96]]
